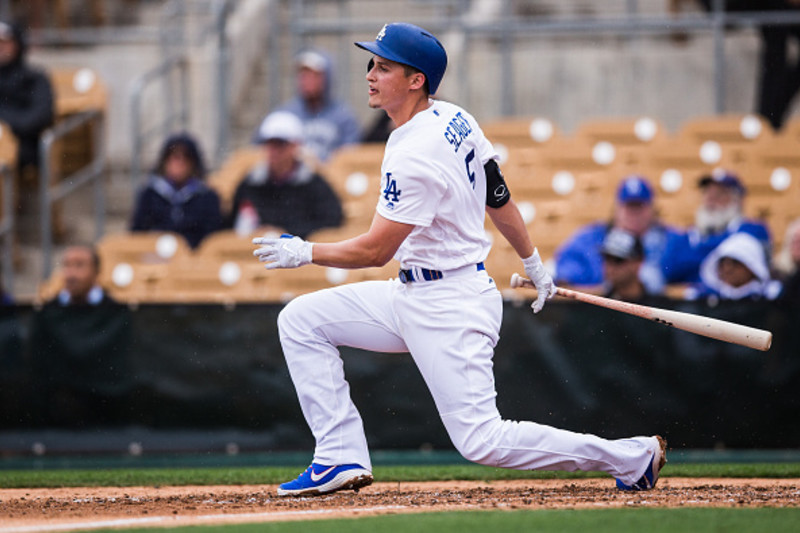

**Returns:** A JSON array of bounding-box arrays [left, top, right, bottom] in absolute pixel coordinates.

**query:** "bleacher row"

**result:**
[[13, 98, 798, 304]]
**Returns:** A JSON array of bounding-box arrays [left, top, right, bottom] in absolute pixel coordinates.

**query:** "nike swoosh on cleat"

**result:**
[[309, 465, 337, 482]]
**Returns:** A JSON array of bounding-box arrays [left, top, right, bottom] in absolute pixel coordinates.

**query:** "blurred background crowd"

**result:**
[[1, 0, 799, 453]]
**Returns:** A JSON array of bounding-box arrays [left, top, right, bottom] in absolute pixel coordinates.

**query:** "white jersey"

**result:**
[[376, 100, 496, 271]]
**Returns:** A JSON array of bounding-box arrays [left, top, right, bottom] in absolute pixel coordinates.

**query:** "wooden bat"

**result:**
[[510, 273, 772, 351]]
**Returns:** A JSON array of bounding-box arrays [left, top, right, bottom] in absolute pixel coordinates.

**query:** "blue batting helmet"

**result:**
[[355, 22, 448, 95]]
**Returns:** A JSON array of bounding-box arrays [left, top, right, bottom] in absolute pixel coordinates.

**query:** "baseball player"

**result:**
[[253, 22, 666, 497]]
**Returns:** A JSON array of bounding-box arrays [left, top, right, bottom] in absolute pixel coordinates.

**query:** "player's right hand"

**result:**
[[522, 248, 557, 314], [253, 234, 313, 269]]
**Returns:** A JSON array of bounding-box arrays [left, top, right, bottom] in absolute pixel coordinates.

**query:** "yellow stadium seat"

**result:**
[[482, 116, 560, 151], [196, 227, 285, 264], [207, 146, 262, 214], [323, 143, 384, 228], [677, 114, 775, 166], [97, 231, 192, 267]]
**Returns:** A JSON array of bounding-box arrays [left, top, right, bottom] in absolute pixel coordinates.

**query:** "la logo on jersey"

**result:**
[[382, 172, 401, 210], [376, 24, 387, 41]]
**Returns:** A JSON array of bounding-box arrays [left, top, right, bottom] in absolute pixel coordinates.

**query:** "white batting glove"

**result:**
[[253, 234, 313, 269], [522, 248, 557, 314]]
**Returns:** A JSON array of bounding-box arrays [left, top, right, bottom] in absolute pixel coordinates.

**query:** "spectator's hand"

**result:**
[[523, 248, 557, 313], [253, 234, 313, 269]]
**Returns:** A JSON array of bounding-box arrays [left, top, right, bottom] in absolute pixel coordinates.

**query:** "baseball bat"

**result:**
[[510, 273, 772, 351]]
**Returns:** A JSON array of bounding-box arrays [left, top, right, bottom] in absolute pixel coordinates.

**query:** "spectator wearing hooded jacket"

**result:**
[[661, 169, 771, 284], [689, 232, 782, 302], [277, 48, 362, 162], [228, 111, 343, 239], [130, 133, 222, 248], [0, 20, 54, 176]]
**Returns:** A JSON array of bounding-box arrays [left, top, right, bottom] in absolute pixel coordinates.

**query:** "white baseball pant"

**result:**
[[277, 268, 656, 486]]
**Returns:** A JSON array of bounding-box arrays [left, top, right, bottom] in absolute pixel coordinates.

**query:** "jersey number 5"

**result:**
[[464, 148, 476, 189]]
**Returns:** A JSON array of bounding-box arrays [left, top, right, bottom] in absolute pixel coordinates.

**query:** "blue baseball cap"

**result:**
[[355, 23, 448, 95], [616, 175, 653, 204], [698, 169, 746, 195]]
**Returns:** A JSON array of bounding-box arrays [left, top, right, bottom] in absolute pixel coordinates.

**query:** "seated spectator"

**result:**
[[0, 20, 54, 177], [228, 111, 344, 238], [775, 217, 800, 304], [31, 244, 131, 427], [661, 169, 771, 284], [52, 244, 115, 306], [130, 133, 222, 248], [599, 228, 652, 302], [277, 48, 362, 162], [689, 232, 782, 302], [554, 175, 679, 293]]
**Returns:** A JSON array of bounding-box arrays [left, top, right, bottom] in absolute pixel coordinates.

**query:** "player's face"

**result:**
[[365, 55, 418, 112]]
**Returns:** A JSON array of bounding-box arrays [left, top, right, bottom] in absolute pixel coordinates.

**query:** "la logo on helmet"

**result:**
[[376, 24, 387, 41]]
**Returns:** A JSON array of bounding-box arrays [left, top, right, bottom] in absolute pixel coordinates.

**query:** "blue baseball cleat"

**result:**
[[277, 463, 373, 497], [616, 435, 667, 491]]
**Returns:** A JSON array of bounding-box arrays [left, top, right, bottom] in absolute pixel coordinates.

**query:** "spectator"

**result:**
[[277, 48, 362, 162], [52, 244, 114, 306], [228, 111, 343, 238], [599, 228, 650, 302], [31, 244, 131, 427], [661, 169, 771, 284], [554, 175, 679, 294], [690, 232, 782, 301], [0, 19, 54, 177], [775, 217, 800, 303], [131, 133, 222, 249]]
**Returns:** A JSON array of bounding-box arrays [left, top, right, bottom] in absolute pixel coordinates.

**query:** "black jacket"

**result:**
[[228, 162, 343, 239], [0, 22, 54, 170]]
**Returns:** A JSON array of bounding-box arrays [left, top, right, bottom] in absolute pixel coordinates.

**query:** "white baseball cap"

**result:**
[[254, 111, 304, 144], [296, 50, 327, 72]]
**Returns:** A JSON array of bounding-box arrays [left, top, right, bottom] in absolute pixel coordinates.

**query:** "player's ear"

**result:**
[[409, 71, 426, 91]]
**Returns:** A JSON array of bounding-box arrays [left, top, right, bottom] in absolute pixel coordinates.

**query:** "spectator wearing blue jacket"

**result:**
[[661, 170, 771, 284], [554, 175, 680, 294], [277, 48, 362, 162], [130, 133, 222, 248]]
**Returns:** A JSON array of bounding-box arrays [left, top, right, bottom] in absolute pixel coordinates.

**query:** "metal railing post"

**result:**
[[712, 0, 727, 114], [39, 131, 55, 280], [39, 110, 106, 280]]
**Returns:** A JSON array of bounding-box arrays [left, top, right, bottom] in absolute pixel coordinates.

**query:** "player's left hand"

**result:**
[[253, 234, 313, 269], [522, 248, 557, 313]]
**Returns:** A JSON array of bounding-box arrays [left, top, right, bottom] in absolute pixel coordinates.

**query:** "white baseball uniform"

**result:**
[[277, 99, 658, 485]]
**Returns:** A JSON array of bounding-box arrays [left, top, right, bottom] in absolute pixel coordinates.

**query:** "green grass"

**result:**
[[2, 462, 799, 489], [89, 508, 800, 533]]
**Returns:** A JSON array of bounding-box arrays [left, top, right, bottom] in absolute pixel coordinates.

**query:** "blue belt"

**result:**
[[399, 262, 485, 284]]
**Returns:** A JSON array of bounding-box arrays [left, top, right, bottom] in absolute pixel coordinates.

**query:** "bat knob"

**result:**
[[510, 273, 522, 288]]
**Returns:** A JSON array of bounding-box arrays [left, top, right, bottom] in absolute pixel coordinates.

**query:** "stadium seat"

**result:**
[[0, 122, 18, 228], [196, 227, 284, 264], [574, 116, 668, 167], [482, 116, 560, 152], [677, 114, 775, 167], [97, 231, 192, 267], [207, 146, 262, 214], [50, 67, 109, 176], [323, 143, 384, 228]]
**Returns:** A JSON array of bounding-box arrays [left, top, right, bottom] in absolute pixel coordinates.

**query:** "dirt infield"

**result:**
[[1, 478, 798, 531]]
